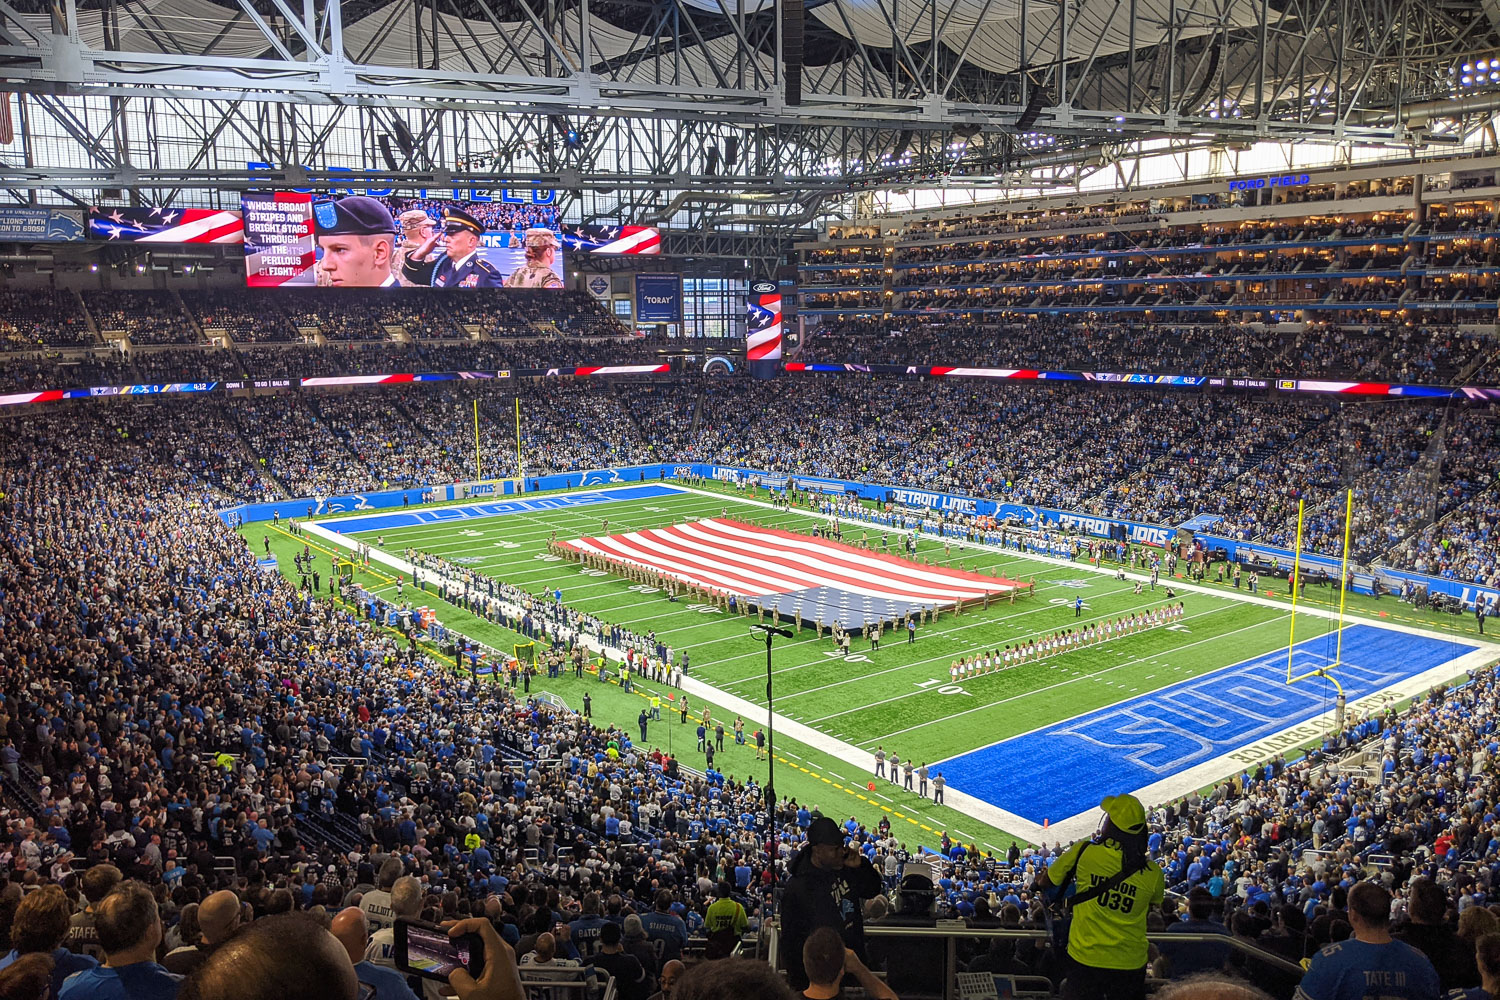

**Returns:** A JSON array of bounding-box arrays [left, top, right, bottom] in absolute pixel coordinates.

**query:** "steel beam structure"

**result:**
[[0, 0, 1489, 253]]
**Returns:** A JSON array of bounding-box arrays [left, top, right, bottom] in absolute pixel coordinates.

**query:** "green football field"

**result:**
[[250, 482, 1491, 853]]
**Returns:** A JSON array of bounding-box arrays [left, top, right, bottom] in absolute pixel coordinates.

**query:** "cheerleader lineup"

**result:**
[[949, 602, 1185, 681]]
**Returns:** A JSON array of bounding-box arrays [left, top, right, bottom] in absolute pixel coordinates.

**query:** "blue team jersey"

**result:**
[[355, 961, 419, 1000], [59, 962, 182, 1000], [1294, 939, 1441, 1000]]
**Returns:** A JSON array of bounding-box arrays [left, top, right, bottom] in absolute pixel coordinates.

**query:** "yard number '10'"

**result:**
[[916, 678, 969, 696]]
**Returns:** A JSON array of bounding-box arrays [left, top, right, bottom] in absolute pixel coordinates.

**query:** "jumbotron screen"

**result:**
[[241, 192, 565, 289]]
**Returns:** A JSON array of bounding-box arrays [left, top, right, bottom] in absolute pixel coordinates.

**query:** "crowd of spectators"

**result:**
[[308, 395, 458, 489], [0, 350, 128, 390], [228, 395, 369, 497], [617, 383, 699, 460], [6, 374, 1500, 1000], [130, 349, 249, 384], [799, 317, 1499, 387], [0, 412, 796, 998], [0, 290, 93, 349], [82, 291, 200, 346], [799, 318, 1287, 375], [4, 375, 1496, 580], [186, 289, 298, 344], [278, 294, 400, 343], [801, 203, 1500, 338]]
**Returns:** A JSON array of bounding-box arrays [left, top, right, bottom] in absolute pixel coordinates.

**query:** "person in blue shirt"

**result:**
[[59, 881, 180, 1000], [1448, 931, 1500, 1000], [1159, 888, 1233, 980], [330, 906, 418, 1000], [1294, 882, 1440, 1000], [568, 894, 612, 960], [640, 889, 690, 964], [0, 884, 98, 1000]]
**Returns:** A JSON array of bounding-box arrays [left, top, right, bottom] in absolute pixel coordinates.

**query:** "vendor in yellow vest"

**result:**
[[1036, 793, 1164, 1000]]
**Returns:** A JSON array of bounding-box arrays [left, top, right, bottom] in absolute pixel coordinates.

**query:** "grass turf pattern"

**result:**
[[249, 483, 1481, 852]]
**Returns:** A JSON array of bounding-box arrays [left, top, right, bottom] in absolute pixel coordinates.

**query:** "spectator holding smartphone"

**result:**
[[780, 817, 883, 992]]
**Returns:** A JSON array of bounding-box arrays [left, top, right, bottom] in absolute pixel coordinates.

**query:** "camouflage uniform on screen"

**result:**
[[504, 228, 564, 288], [393, 209, 437, 287]]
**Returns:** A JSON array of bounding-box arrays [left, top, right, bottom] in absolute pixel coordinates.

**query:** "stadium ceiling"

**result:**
[[0, 0, 1496, 236]]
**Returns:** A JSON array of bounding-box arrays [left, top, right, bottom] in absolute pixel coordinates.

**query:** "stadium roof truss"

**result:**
[[0, 0, 1495, 230]]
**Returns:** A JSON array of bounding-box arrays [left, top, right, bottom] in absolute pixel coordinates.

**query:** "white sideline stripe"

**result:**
[[314, 485, 1500, 847], [303, 516, 1046, 842]]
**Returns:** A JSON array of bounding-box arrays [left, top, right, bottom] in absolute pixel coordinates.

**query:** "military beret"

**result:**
[[313, 196, 396, 237]]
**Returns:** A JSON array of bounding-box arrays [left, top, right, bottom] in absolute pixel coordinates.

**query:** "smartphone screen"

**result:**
[[396, 920, 481, 980]]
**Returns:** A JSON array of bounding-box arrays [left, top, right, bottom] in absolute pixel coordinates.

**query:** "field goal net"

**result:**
[[514, 641, 538, 665]]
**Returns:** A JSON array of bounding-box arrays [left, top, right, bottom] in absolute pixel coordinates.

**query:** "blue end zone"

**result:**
[[938, 624, 1477, 825], [317, 484, 687, 534]]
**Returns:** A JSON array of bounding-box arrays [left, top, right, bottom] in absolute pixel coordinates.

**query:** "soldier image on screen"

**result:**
[[393, 209, 437, 287], [504, 228, 564, 288], [402, 207, 504, 288], [312, 195, 398, 288]]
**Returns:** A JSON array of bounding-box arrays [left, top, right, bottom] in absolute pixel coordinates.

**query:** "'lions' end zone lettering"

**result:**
[[934, 624, 1477, 827]]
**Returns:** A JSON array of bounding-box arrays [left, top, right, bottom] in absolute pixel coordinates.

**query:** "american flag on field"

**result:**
[[87, 206, 246, 244], [559, 224, 661, 255], [557, 518, 1025, 628]]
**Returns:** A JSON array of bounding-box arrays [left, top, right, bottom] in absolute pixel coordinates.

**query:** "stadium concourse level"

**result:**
[[797, 317, 1498, 387], [7, 382, 1500, 1000], [0, 287, 630, 353], [799, 196, 1500, 332]]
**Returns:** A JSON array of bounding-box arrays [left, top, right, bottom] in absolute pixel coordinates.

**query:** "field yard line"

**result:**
[[316, 517, 1046, 839], [1042, 639, 1500, 846], [804, 602, 1236, 710], [392, 496, 736, 549], [775, 592, 1218, 704], [666, 485, 1470, 644], [622, 563, 1110, 666], [702, 575, 1158, 683], [852, 613, 1292, 744]]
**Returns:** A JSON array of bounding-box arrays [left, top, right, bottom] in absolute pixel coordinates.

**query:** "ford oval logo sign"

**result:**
[[750, 280, 776, 294]]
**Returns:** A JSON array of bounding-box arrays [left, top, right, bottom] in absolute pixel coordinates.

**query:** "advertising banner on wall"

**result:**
[[0, 207, 84, 242], [634, 273, 682, 322]]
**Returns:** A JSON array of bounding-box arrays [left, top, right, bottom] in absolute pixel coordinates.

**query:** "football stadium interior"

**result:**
[[8, 2, 1500, 998]]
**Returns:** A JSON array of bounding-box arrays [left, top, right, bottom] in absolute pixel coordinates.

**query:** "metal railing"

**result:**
[[765, 922, 1303, 1000], [516, 971, 615, 1000]]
